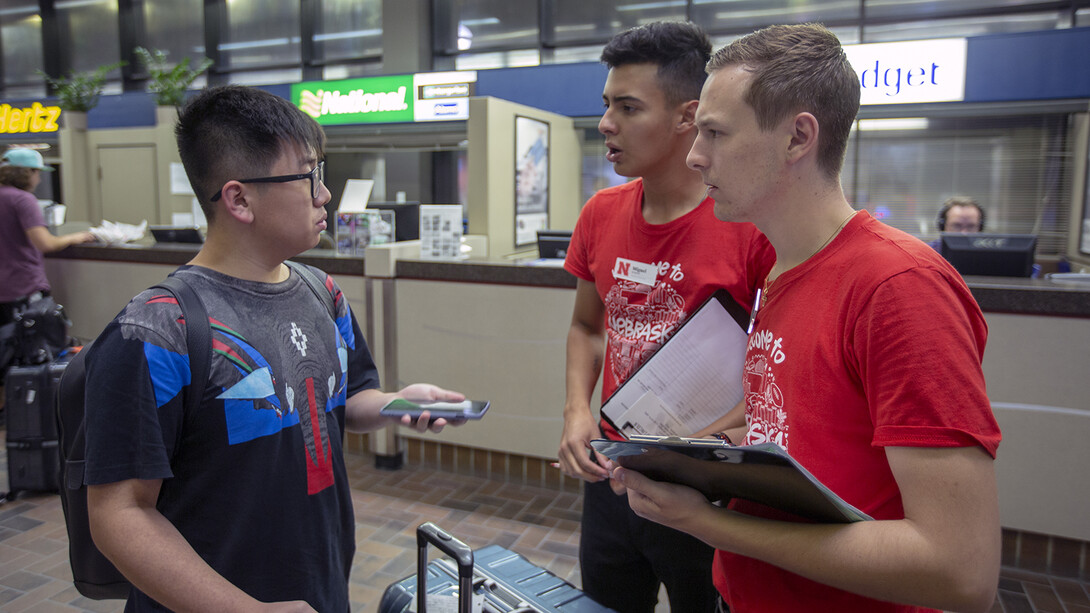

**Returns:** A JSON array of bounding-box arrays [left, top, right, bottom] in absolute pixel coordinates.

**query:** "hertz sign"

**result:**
[[0, 102, 62, 134]]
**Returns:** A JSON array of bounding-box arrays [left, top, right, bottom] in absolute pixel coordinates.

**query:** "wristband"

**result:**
[[712, 432, 733, 445]]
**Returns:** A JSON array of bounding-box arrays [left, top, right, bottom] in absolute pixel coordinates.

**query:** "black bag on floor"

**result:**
[[13, 295, 71, 366], [4, 360, 68, 496]]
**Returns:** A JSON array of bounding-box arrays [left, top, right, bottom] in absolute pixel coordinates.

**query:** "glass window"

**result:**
[[57, 0, 121, 74], [864, 0, 1057, 20], [691, 0, 860, 33], [141, 0, 205, 67], [862, 12, 1065, 42], [711, 26, 859, 51], [445, 0, 539, 54], [316, 0, 382, 62], [551, 44, 604, 65], [223, 0, 300, 70], [846, 114, 1074, 256], [227, 67, 302, 87], [550, 0, 685, 45], [1, 2, 44, 94], [455, 49, 540, 70], [322, 62, 384, 81], [580, 128, 628, 205], [1076, 7, 1090, 27]]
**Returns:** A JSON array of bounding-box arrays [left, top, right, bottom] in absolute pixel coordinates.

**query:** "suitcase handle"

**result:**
[[416, 522, 474, 613]]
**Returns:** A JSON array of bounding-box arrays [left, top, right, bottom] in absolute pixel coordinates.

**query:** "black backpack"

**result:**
[[55, 262, 335, 600]]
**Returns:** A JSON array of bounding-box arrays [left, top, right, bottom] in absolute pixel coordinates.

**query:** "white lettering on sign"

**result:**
[[319, 86, 409, 115]]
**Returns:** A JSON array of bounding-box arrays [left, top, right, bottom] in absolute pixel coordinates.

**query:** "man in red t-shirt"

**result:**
[[559, 21, 774, 613], [613, 24, 1002, 613]]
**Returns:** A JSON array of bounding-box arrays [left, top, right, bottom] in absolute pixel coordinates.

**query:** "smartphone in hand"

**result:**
[[379, 398, 490, 421]]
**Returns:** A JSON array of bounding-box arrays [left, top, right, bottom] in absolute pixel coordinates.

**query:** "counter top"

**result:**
[[396, 258, 577, 288], [48, 242, 365, 276], [48, 243, 1090, 317], [962, 275, 1090, 317], [396, 259, 1090, 317]]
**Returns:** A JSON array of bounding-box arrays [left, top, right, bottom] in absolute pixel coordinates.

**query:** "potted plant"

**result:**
[[134, 46, 213, 108], [39, 62, 125, 122]]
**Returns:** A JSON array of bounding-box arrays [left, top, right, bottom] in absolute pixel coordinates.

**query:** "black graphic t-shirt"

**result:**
[[84, 264, 379, 612]]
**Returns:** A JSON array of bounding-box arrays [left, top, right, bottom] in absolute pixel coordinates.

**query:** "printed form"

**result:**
[[603, 291, 749, 438]]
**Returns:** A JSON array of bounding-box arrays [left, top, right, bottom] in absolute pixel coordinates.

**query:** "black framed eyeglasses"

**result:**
[[210, 161, 325, 202]]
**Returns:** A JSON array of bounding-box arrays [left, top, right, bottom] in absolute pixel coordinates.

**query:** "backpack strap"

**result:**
[[153, 275, 211, 417], [286, 260, 336, 321], [63, 275, 209, 490]]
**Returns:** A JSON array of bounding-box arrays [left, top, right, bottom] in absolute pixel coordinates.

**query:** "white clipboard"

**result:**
[[601, 289, 751, 438]]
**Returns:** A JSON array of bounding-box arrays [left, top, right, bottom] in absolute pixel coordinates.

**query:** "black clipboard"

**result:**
[[600, 289, 751, 438], [591, 437, 872, 524]]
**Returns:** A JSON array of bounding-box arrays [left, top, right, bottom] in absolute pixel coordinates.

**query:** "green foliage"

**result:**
[[39, 62, 125, 112], [134, 47, 213, 107]]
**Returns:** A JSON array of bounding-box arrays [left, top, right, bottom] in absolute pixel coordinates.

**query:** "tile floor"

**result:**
[[1, 428, 1088, 612]]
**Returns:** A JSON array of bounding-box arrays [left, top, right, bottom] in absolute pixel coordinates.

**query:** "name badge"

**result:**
[[612, 257, 658, 286]]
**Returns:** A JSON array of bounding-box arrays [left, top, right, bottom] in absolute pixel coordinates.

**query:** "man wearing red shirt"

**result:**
[[614, 23, 1002, 613]]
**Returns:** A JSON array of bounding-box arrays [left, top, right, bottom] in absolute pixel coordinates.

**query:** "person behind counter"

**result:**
[[0, 148, 95, 328], [928, 195, 985, 250], [80, 85, 466, 612], [558, 20, 774, 613], [613, 23, 1002, 612]]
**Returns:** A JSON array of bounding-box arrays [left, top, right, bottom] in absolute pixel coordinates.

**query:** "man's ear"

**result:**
[[677, 99, 699, 132], [785, 112, 820, 164], [219, 181, 255, 224]]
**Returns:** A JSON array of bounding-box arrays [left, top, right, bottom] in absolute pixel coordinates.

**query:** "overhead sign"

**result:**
[[0, 102, 62, 134], [844, 38, 967, 105], [292, 71, 477, 126]]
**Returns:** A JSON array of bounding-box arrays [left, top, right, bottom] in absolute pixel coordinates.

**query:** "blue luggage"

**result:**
[[379, 522, 615, 613]]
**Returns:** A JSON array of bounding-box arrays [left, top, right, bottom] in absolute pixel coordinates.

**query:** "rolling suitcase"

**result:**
[[4, 359, 68, 495], [379, 522, 616, 613]]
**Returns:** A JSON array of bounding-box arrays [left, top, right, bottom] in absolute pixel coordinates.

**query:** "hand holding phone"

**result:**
[[379, 397, 490, 421]]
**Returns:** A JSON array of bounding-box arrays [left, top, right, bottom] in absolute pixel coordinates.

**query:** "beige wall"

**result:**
[[982, 312, 1090, 541], [42, 251, 1090, 542], [390, 278, 582, 459], [467, 97, 582, 259], [44, 259, 177, 340], [43, 258, 369, 345], [57, 107, 190, 226]]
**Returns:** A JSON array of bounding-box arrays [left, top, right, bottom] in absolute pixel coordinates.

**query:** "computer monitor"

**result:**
[[939, 233, 1037, 277], [365, 202, 420, 242], [149, 225, 204, 244], [537, 229, 572, 259]]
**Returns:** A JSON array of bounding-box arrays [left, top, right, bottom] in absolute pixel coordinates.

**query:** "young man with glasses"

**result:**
[[81, 85, 465, 612]]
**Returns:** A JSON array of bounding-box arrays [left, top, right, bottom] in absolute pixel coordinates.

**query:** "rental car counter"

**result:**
[[45, 241, 1090, 549]]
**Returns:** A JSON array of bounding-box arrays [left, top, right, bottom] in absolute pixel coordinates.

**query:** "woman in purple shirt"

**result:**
[[0, 148, 95, 326]]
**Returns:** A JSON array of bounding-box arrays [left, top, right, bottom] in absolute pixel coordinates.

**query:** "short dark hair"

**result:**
[[600, 21, 712, 106], [938, 196, 985, 231], [707, 23, 859, 180], [175, 85, 326, 221]]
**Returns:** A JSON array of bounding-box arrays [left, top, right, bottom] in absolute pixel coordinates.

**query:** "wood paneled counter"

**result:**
[[45, 244, 1090, 542]]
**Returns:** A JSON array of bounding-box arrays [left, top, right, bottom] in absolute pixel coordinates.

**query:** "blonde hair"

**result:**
[[707, 23, 859, 179]]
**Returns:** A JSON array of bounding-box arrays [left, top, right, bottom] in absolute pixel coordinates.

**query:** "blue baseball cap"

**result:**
[[2, 148, 53, 171]]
